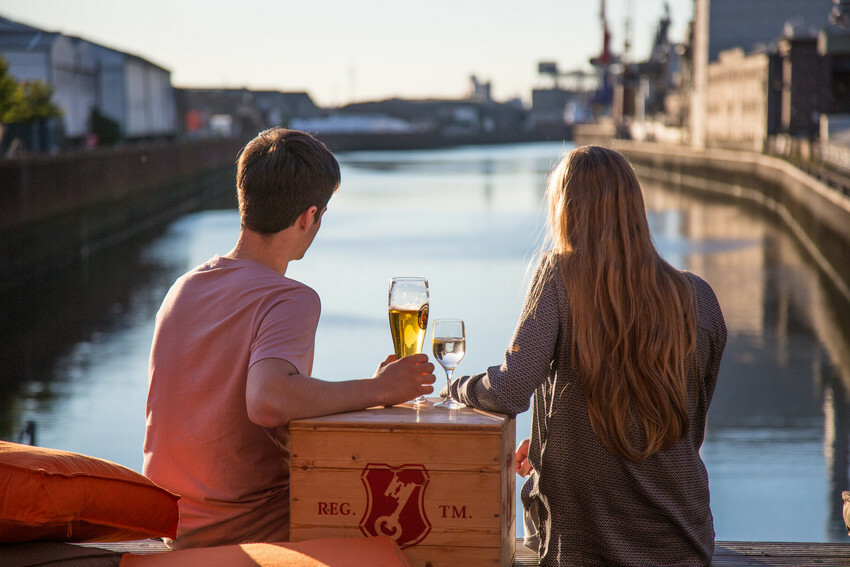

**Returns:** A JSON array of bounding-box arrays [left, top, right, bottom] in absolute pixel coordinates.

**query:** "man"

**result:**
[[143, 128, 435, 549]]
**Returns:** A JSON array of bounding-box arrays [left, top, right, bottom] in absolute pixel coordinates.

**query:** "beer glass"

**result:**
[[388, 277, 430, 404], [432, 318, 466, 409]]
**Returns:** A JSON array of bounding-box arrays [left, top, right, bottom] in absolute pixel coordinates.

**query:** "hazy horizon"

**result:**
[[0, 0, 693, 107]]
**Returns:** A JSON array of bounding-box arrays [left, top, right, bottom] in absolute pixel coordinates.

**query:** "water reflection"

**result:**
[[0, 212, 237, 468], [644, 177, 850, 542], [0, 230, 175, 438], [0, 142, 848, 542], [0, 230, 159, 422]]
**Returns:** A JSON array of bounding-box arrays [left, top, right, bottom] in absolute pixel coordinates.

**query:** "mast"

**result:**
[[591, 0, 612, 66], [601, 0, 611, 65]]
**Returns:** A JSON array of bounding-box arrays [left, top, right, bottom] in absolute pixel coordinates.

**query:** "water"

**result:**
[[2, 141, 849, 543]]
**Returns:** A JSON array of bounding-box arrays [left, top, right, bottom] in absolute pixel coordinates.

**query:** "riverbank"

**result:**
[[573, 130, 850, 307], [0, 129, 572, 292], [6, 127, 848, 299], [0, 138, 245, 292]]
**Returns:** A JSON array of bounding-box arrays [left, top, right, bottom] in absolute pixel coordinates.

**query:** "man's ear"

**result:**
[[297, 206, 319, 230]]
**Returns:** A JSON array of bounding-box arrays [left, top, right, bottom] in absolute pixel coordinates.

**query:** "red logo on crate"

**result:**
[[359, 463, 431, 548]]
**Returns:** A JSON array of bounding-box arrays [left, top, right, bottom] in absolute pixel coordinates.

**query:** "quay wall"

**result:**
[[0, 138, 245, 291], [0, 129, 572, 291], [573, 131, 850, 303]]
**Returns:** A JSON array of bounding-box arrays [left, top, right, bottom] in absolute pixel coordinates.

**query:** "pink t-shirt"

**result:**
[[143, 256, 319, 549]]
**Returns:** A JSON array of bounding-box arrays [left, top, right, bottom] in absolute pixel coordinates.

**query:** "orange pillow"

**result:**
[[0, 441, 179, 543], [119, 536, 411, 567]]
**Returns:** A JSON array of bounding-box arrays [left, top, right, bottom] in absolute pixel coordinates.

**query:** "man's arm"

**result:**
[[245, 354, 436, 428]]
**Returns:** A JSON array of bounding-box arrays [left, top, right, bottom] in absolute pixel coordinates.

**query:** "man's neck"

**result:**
[[225, 230, 294, 276]]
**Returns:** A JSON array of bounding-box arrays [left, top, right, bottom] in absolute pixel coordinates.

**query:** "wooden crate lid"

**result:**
[[289, 398, 510, 432]]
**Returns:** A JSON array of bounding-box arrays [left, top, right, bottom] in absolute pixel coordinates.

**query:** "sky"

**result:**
[[0, 0, 694, 108]]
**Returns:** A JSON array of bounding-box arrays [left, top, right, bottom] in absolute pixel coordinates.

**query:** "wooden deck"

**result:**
[[7, 538, 845, 566], [513, 540, 850, 566]]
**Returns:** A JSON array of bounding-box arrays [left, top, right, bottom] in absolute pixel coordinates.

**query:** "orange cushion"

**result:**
[[0, 441, 179, 543], [119, 536, 411, 567]]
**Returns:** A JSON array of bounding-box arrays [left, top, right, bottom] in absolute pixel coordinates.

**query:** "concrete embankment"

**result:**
[[0, 138, 245, 292], [573, 133, 850, 305], [0, 129, 573, 291]]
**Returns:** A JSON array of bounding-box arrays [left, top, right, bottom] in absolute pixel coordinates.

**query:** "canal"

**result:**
[[1, 141, 848, 543]]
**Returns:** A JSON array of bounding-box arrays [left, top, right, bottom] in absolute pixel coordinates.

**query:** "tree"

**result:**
[[0, 57, 18, 121], [0, 56, 62, 125], [0, 56, 63, 154], [4, 80, 63, 124]]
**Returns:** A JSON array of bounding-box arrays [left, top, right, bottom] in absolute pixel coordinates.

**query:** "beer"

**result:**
[[389, 305, 429, 359], [388, 277, 430, 404]]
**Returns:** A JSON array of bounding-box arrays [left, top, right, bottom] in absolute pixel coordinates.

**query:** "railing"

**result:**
[[799, 160, 850, 200]]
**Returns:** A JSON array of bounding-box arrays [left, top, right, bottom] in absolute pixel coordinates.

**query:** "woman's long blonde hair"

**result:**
[[545, 145, 696, 461]]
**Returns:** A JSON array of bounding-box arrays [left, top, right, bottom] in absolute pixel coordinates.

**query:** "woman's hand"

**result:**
[[515, 438, 533, 477]]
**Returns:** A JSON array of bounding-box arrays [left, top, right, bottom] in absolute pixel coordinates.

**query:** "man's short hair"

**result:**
[[236, 128, 341, 234]]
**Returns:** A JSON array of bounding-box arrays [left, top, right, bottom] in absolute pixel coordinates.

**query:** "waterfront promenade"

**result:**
[[7, 538, 849, 565], [515, 540, 850, 565], [572, 133, 850, 309]]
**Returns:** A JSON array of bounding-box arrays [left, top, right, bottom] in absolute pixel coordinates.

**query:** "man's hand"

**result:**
[[372, 353, 436, 406], [515, 438, 533, 477], [246, 354, 435, 428]]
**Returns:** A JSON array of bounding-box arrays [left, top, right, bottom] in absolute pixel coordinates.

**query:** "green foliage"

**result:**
[[0, 56, 63, 125], [0, 57, 18, 119], [4, 81, 63, 124]]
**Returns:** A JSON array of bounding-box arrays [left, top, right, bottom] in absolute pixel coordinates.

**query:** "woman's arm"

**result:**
[[450, 258, 564, 416]]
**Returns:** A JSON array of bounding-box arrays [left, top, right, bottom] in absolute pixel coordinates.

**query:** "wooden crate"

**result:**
[[289, 399, 516, 566]]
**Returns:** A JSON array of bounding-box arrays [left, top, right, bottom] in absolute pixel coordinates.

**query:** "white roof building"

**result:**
[[0, 15, 176, 141]]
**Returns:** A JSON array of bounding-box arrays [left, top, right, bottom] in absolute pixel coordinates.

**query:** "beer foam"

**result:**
[[390, 303, 424, 311]]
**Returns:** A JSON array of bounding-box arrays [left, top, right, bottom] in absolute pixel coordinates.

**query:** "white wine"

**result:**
[[389, 306, 429, 359], [432, 337, 466, 370], [432, 318, 467, 409]]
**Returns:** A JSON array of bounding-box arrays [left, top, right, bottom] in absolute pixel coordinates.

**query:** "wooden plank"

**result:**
[[291, 429, 504, 473], [72, 540, 170, 554], [513, 540, 850, 566], [500, 414, 517, 566], [710, 541, 850, 566], [292, 524, 503, 548], [0, 542, 124, 566], [501, 525, 517, 567], [405, 543, 502, 566], [289, 400, 510, 432], [512, 543, 538, 566], [37, 538, 848, 567]]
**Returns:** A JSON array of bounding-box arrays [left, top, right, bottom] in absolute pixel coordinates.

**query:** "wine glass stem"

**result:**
[[444, 368, 454, 398]]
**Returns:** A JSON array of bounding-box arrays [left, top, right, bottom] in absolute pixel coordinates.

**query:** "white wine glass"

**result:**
[[388, 277, 430, 404], [432, 318, 466, 409]]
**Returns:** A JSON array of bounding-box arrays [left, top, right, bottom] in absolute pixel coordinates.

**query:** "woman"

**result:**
[[449, 146, 727, 566]]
